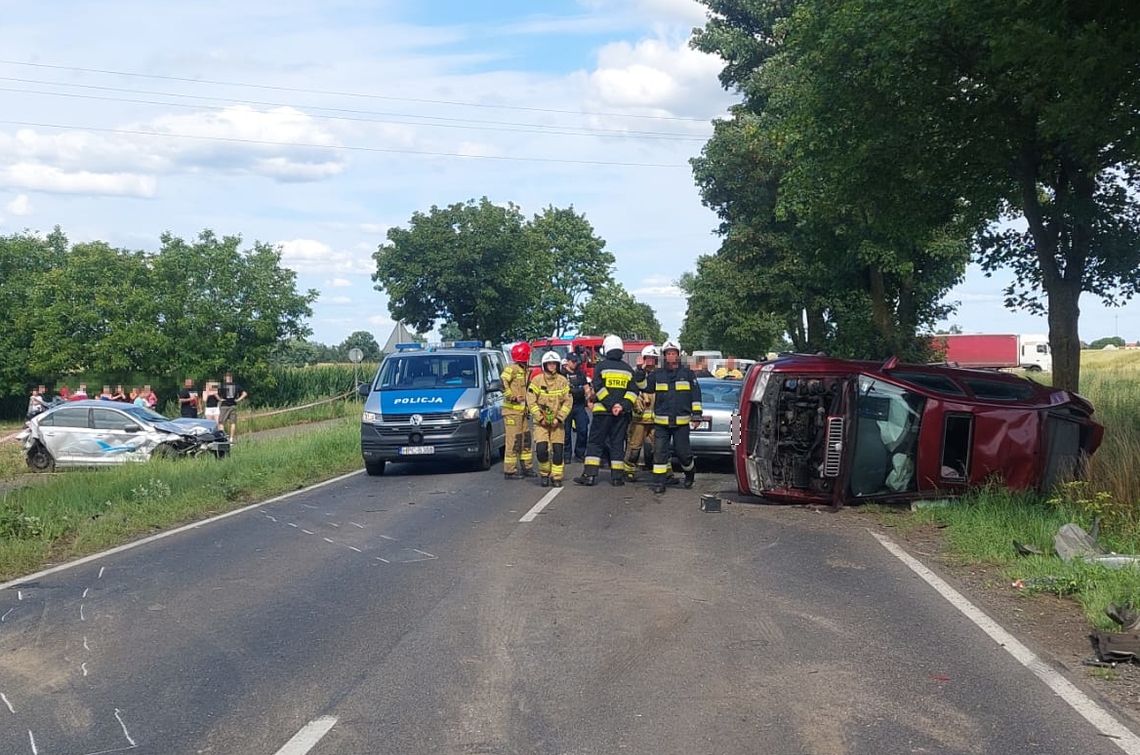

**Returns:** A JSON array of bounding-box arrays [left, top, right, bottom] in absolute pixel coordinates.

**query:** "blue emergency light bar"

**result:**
[[394, 342, 424, 351], [452, 340, 482, 349]]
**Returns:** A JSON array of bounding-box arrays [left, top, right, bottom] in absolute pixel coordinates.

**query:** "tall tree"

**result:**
[[0, 230, 67, 394], [578, 282, 666, 343], [338, 330, 381, 361], [526, 206, 614, 335]]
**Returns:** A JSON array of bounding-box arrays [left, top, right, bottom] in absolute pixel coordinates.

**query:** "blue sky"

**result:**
[[0, 0, 1135, 347]]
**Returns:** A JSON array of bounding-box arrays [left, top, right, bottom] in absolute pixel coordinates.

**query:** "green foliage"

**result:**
[[438, 321, 464, 342], [372, 198, 615, 342], [677, 256, 783, 357], [577, 282, 666, 342], [338, 330, 381, 361], [1089, 337, 1127, 350]]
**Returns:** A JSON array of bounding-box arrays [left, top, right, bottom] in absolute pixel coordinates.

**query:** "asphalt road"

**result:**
[[0, 459, 1135, 754]]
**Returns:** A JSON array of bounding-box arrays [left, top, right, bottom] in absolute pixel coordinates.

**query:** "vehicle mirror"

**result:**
[[122, 423, 142, 433], [487, 379, 503, 392], [357, 382, 371, 397]]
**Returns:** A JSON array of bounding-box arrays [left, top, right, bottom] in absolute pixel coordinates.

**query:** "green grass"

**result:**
[[240, 396, 359, 434], [0, 417, 361, 581]]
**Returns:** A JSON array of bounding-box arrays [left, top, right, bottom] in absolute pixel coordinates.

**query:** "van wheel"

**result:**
[[476, 427, 493, 471], [1025, 364, 1042, 372], [26, 442, 54, 472], [365, 460, 386, 476]]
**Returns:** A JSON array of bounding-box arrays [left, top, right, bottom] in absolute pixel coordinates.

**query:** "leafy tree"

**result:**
[[438, 321, 464, 342], [677, 255, 784, 357], [526, 206, 614, 335], [1089, 336, 1126, 350], [338, 330, 381, 361], [578, 282, 665, 343], [696, 0, 1140, 389], [0, 229, 67, 395]]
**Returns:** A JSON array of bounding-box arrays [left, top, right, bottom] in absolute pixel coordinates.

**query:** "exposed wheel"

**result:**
[[365, 459, 386, 476], [1025, 364, 1043, 372], [475, 427, 493, 471], [26, 442, 54, 472], [153, 443, 179, 460]]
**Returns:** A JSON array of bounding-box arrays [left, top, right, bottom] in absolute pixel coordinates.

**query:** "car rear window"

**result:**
[[890, 371, 966, 396], [46, 407, 90, 428], [962, 377, 1036, 401]]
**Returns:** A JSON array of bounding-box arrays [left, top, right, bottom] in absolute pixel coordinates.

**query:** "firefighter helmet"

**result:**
[[510, 342, 532, 364], [641, 345, 660, 360], [602, 335, 624, 356], [541, 350, 561, 366], [662, 339, 681, 355]]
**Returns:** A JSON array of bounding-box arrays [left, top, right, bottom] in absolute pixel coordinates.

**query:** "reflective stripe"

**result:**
[[610, 460, 625, 471], [623, 391, 639, 402], [674, 381, 690, 391], [592, 404, 608, 414], [655, 415, 692, 425], [655, 384, 669, 392], [654, 416, 669, 426], [584, 456, 601, 468], [601, 370, 631, 389], [596, 387, 610, 401], [503, 402, 526, 411], [691, 402, 703, 412], [652, 463, 670, 474], [635, 379, 647, 390], [676, 416, 691, 426]]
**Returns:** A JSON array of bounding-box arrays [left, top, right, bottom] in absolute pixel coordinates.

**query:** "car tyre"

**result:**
[[153, 443, 180, 460], [475, 427, 493, 471], [26, 442, 54, 472], [365, 459, 386, 476]]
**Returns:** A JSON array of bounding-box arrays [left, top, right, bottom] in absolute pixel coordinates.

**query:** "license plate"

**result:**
[[399, 445, 435, 456], [691, 419, 711, 431]]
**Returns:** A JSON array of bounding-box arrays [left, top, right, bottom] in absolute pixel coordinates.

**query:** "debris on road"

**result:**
[[910, 499, 957, 511], [699, 494, 721, 513], [1013, 540, 1044, 557], [1090, 604, 1140, 664], [1054, 523, 1103, 562]]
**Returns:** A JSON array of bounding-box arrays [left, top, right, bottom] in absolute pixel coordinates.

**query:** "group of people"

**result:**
[[499, 336, 702, 495], [26, 382, 160, 418]]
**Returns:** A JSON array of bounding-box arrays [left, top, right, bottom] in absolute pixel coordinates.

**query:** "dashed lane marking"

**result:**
[[519, 487, 563, 522], [872, 530, 1140, 754], [274, 715, 337, 755]]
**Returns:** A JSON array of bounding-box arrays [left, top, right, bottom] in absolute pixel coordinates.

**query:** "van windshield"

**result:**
[[850, 376, 925, 497], [376, 355, 478, 390]]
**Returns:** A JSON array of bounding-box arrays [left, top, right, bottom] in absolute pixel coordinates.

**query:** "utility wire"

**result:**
[[0, 119, 689, 168], [0, 59, 714, 123], [0, 79, 707, 142]]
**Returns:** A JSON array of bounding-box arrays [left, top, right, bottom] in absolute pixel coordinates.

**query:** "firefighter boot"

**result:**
[[683, 467, 696, 489], [574, 472, 596, 486], [540, 475, 551, 488], [610, 469, 625, 487]]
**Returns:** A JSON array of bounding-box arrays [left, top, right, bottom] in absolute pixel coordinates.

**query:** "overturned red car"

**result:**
[[731, 355, 1103, 505]]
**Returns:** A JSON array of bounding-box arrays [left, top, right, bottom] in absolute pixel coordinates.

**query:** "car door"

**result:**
[[41, 406, 94, 464], [92, 407, 142, 462], [482, 353, 506, 446]]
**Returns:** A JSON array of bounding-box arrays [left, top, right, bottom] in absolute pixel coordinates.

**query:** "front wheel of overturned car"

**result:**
[[26, 442, 54, 472], [365, 459, 386, 477]]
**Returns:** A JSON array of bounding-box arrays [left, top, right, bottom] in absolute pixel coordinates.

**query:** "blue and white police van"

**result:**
[[358, 342, 507, 475]]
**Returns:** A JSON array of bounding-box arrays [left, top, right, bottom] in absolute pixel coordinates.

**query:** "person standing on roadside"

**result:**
[[203, 381, 221, 422], [501, 342, 536, 479], [650, 340, 703, 495], [528, 351, 572, 488], [70, 383, 89, 401], [562, 353, 590, 462], [178, 378, 199, 418], [625, 345, 659, 482], [110, 384, 127, 402], [144, 385, 158, 409], [132, 388, 149, 408], [574, 335, 636, 487], [219, 372, 247, 439], [26, 385, 48, 420]]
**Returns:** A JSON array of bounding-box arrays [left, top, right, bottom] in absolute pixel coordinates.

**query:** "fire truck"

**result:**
[[528, 336, 655, 379]]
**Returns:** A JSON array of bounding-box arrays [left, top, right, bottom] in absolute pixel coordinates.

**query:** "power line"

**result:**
[[0, 59, 714, 124], [0, 79, 707, 142], [0, 119, 689, 168]]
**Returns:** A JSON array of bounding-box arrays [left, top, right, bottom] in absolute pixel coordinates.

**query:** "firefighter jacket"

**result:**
[[527, 370, 572, 427], [565, 366, 589, 406], [647, 364, 703, 426], [631, 367, 657, 425], [501, 363, 530, 413], [591, 357, 636, 415]]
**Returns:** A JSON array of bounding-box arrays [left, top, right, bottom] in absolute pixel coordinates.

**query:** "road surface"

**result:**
[[0, 461, 1135, 754]]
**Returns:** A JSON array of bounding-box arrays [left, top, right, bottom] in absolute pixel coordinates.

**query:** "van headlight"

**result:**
[[452, 407, 480, 421], [362, 411, 381, 423]]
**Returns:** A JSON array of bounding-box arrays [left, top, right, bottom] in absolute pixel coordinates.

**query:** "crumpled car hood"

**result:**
[[155, 418, 221, 436]]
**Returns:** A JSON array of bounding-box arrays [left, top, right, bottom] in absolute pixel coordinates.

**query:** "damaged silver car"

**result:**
[[17, 400, 230, 471]]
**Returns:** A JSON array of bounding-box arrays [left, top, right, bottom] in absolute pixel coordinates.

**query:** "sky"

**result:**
[[0, 0, 1135, 347]]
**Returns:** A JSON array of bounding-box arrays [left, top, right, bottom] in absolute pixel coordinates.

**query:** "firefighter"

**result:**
[[574, 335, 636, 487], [501, 342, 536, 479], [650, 340, 703, 494], [528, 350, 572, 487], [625, 344, 659, 482]]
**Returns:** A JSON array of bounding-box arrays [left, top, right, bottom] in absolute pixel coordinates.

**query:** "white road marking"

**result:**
[[274, 715, 337, 755], [265, 515, 278, 523], [301, 529, 315, 535], [84, 636, 91, 651], [114, 708, 137, 747], [349, 522, 365, 529], [346, 546, 363, 553], [322, 537, 335, 544], [288, 522, 299, 528], [1, 608, 13, 622], [328, 522, 340, 528], [0, 470, 364, 592], [412, 549, 437, 560], [28, 729, 38, 755], [82, 587, 90, 598], [81, 662, 88, 677], [519, 487, 563, 522], [872, 530, 1140, 754], [300, 503, 319, 510], [80, 604, 86, 621], [375, 557, 390, 564], [1, 692, 13, 714], [17, 590, 22, 600], [379, 534, 397, 541], [98, 566, 105, 579]]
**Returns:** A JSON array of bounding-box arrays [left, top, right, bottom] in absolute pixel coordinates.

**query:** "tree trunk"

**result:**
[[867, 266, 894, 350], [1046, 280, 1082, 392], [805, 306, 826, 353]]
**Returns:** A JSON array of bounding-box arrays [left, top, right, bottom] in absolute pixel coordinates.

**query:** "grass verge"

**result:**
[[0, 416, 360, 582], [240, 397, 358, 434], [905, 487, 1140, 631]]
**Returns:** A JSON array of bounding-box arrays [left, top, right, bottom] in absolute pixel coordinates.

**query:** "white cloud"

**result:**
[[586, 36, 731, 118], [368, 314, 393, 327], [0, 163, 157, 198], [326, 295, 353, 305], [359, 223, 389, 234], [5, 193, 32, 216], [955, 292, 1005, 304], [278, 238, 373, 275], [631, 273, 685, 298], [327, 277, 353, 288]]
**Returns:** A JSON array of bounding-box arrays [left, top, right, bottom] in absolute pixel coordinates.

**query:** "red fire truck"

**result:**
[[528, 336, 655, 379]]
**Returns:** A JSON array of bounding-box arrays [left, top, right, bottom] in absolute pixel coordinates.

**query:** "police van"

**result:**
[[358, 342, 507, 475]]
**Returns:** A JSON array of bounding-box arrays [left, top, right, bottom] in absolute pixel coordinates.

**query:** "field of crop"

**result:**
[[1080, 350, 1140, 507]]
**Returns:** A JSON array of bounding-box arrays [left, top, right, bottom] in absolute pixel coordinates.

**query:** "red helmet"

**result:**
[[510, 342, 532, 364]]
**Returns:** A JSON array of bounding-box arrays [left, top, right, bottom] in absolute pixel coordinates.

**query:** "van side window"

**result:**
[[941, 414, 972, 481]]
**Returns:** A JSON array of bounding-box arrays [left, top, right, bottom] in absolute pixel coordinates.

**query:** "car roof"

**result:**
[[45, 399, 138, 409]]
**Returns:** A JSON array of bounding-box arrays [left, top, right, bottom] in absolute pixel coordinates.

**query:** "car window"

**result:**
[[890, 371, 966, 396], [962, 377, 1036, 401], [697, 379, 743, 406], [377, 354, 478, 389], [92, 408, 131, 430], [50, 407, 91, 428]]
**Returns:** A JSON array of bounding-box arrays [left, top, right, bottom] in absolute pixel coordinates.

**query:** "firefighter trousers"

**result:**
[[625, 423, 654, 470], [653, 425, 694, 482], [583, 413, 630, 480], [503, 409, 533, 474], [533, 421, 565, 481]]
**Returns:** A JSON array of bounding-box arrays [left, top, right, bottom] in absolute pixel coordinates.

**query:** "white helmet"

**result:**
[[602, 335, 624, 355], [541, 350, 561, 366], [641, 345, 660, 359], [662, 339, 681, 354]]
